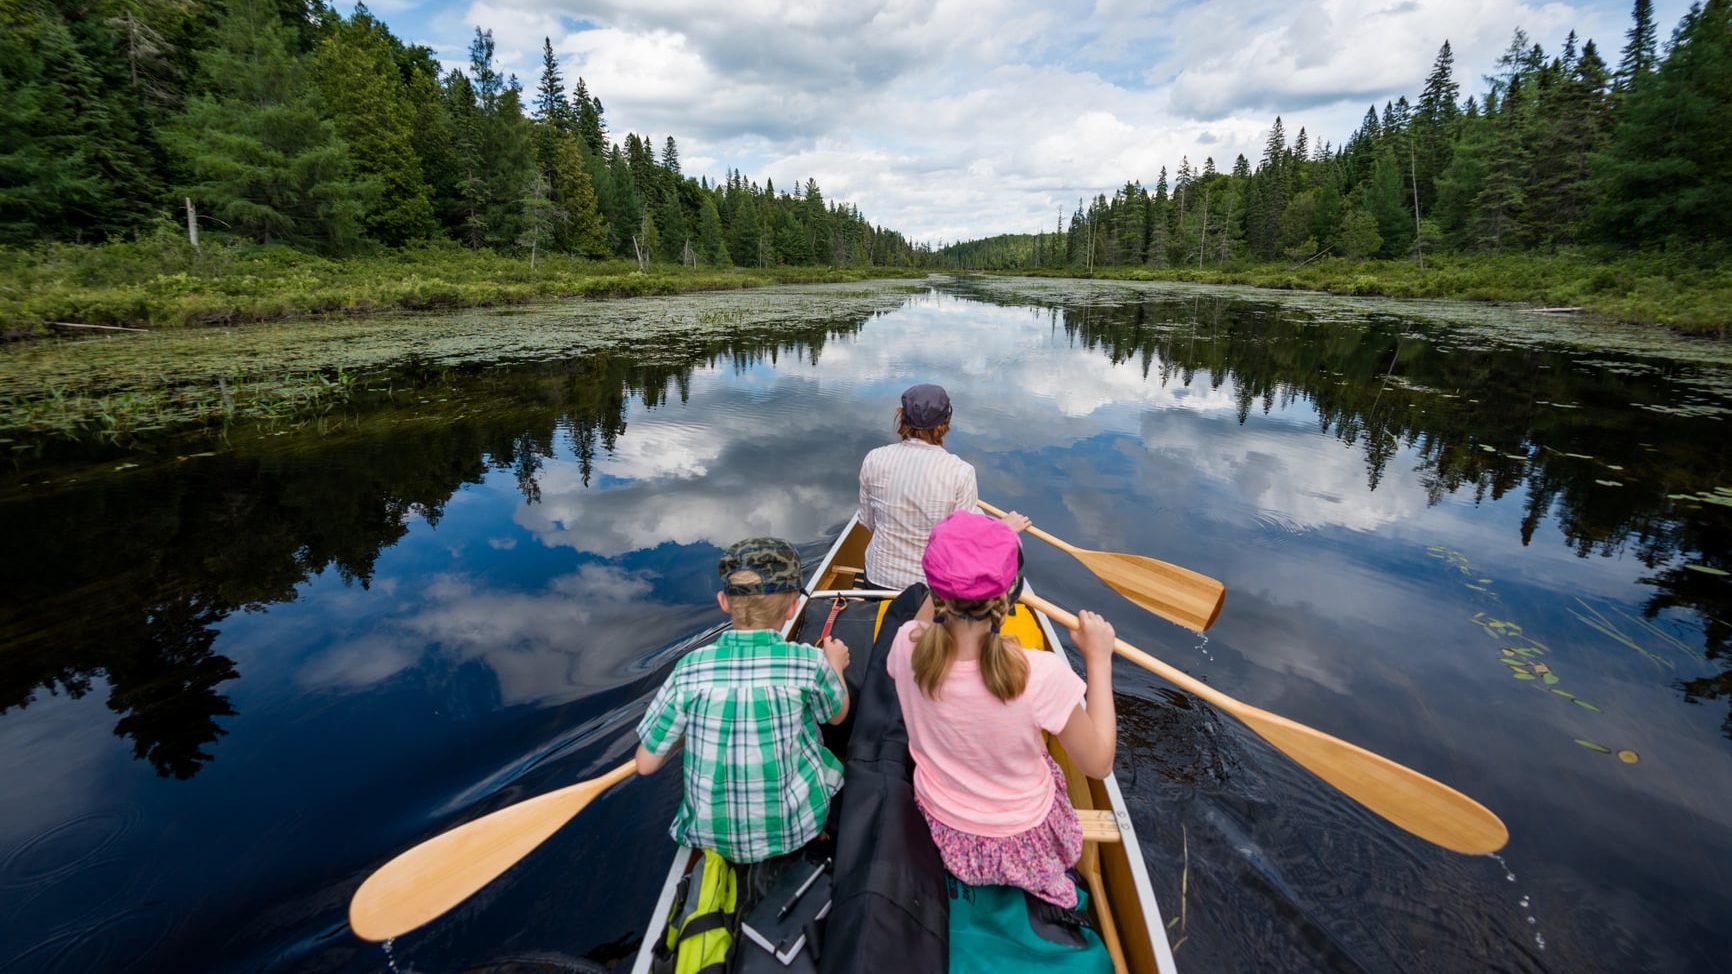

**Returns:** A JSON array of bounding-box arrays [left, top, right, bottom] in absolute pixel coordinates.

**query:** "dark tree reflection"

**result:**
[[962, 283, 1732, 736], [0, 315, 866, 777]]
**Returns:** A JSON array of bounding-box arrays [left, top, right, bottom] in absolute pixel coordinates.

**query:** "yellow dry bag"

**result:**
[[653, 849, 737, 974]]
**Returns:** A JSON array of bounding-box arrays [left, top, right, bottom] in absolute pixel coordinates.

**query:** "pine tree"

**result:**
[[166, 0, 364, 251], [1336, 207, 1382, 258]]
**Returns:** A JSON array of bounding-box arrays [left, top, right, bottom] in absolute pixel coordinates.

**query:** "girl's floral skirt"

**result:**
[[915, 752, 1083, 907]]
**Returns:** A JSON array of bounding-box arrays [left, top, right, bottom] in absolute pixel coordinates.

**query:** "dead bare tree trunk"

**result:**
[[185, 197, 199, 253], [631, 234, 648, 271], [1198, 187, 1211, 269], [1410, 141, 1424, 270]]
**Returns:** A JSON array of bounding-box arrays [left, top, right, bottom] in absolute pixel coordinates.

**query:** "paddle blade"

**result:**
[[1076, 549, 1226, 633], [1021, 591, 1507, 855], [349, 761, 636, 942], [1234, 707, 1509, 854]]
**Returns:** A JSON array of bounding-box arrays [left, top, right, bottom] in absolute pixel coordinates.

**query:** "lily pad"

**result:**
[[1574, 739, 1612, 753], [1513, 672, 1537, 680], [1617, 750, 1640, 764], [1594, 479, 1624, 487], [1684, 564, 1729, 577], [1572, 699, 1603, 713]]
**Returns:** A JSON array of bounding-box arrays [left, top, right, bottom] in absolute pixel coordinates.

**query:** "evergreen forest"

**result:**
[[0, 0, 926, 268], [939, 2, 1732, 294]]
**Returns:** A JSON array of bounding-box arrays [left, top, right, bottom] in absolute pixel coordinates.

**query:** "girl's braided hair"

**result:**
[[911, 593, 1028, 702]]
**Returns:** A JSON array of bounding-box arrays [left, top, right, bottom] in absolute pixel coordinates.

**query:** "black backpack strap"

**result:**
[[679, 911, 734, 939], [1023, 889, 1099, 948]]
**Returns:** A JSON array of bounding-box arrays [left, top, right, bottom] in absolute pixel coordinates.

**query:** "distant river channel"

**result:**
[[2, 277, 1729, 973]]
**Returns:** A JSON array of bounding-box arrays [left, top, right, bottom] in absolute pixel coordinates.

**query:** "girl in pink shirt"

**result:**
[[886, 511, 1119, 907]]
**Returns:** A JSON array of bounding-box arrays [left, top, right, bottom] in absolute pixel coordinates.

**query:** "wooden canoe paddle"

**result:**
[[348, 760, 636, 942], [979, 500, 1225, 632], [1021, 591, 1509, 855]]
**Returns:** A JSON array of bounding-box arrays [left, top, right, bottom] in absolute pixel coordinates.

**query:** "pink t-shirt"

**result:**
[[886, 619, 1087, 837]]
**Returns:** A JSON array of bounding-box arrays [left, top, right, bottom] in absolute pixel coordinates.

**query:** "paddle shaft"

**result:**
[[978, 499, 1226, 632], [1020, 590, 1509, 854], [977, 500, 1076, 552]]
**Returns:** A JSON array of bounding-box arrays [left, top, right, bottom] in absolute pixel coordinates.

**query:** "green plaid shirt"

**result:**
[[637, 629, 846, 863]]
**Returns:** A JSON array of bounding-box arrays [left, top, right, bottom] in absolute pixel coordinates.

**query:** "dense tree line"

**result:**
[[942, 1, 1732, 270], [0, 0, 928, 266]]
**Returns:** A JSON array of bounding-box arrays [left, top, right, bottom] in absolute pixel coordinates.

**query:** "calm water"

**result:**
[[2, 278, 1730, 973]]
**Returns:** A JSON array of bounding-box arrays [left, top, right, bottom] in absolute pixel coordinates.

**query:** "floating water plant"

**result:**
[[1432, 544, 1612, 728]]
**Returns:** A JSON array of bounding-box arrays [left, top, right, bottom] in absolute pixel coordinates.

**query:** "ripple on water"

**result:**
[[1250, 508, 1304, 541], [0, 809, 135, 889], [5, 855, 139, 938], [2, 906, 170, 973]]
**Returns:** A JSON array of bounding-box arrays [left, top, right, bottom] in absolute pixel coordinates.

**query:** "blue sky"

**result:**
[[360, 0, 1691, 244]]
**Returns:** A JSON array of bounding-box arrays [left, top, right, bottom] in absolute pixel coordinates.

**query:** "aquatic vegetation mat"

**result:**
[[0, 281, 923, 451]]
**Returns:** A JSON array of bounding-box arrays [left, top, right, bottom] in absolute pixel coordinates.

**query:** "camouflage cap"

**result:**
[[718, 537, 805, 596]]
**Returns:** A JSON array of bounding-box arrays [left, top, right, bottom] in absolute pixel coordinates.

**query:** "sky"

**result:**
[[362, 0, 1691, 246]]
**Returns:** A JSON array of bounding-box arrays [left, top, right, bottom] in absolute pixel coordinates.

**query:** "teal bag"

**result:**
[[946, 877, 1114, 974]]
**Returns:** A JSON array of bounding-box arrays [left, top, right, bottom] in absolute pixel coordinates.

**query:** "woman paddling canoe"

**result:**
[[856, 383, 1030, 591]]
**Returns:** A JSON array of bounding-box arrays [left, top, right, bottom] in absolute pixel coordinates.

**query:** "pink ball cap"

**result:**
[[922, 511, 1021, 601]]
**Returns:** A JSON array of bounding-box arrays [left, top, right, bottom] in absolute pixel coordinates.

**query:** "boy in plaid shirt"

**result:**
[[635, 538, 852, 863]]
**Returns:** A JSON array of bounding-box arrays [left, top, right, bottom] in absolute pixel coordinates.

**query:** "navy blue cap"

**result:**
[[900, 384, 952, 430]]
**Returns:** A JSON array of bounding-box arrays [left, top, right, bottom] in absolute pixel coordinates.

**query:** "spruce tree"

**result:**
[[697, 191, 727, 264], [314, 9, 436, 244], [1615, 0, 1660, 93], [552, 134, 609, 256], [443, 70, 488, 247], [1414, 41, 1462, 205], [572, 76, 606, 156], [1592, 0, 1732, 248], [1364, 147, 1414, 257], [1527, 39, 1609, 246], [535, 37, 571, 131], [1472, 75, 1530, 252]]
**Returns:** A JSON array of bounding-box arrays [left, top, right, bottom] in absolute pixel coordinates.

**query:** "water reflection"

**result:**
[[962, 280, 1731, 737], [1, 280, 1729, 973], [0, 316, 869, 782]]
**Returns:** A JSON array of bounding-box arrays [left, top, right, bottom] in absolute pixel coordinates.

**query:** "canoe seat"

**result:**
[[1076, 809, 1122, 844]]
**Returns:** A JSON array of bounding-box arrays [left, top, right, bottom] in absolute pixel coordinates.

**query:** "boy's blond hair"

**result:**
[[724, 570, 800, 629]]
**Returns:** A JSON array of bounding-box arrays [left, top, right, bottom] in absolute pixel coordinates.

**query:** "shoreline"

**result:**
[[976, 253, 1731, 338], [0, 243, 931, 338]]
